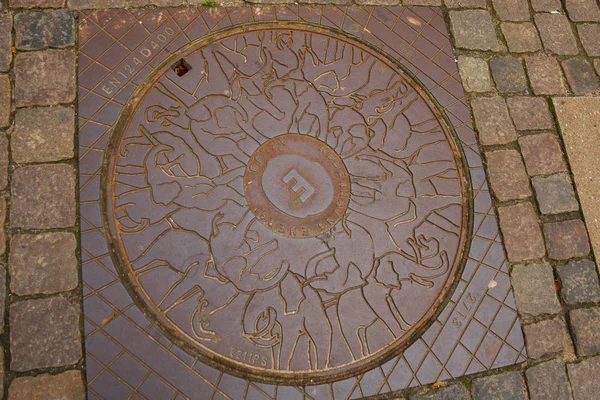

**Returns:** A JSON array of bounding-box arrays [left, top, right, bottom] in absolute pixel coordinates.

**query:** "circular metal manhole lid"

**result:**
[[104, 24, 470, 385]]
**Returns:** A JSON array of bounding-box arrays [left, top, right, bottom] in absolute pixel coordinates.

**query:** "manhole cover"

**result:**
[[104, 24, 469, 385]]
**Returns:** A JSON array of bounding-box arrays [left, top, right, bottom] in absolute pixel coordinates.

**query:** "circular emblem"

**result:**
[[104, 25, 470, 385], [244, 134, 350, 238]]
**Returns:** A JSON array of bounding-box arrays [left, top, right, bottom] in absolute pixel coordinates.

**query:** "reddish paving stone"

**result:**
[[544, 220, 591, 261], [557, 260, 600, 304], [0, 134, 8, 191], [14, 50, 76, 107], [525, 55, 568, 95], [12, 107, 74, 163], [10, 164, 76, 229], [472, 371, 526, 400], [489, 55, 528, 93], [0, 14, 11, 72], [9, 233, 79, 296], [507, 97, 553, 131], [492, 0, 530, 21], [531, 0, 561, 11], [511, 262, 561, 318], [0, 266, 5, 332], [8, 371, 85, 400], [471, 97, 518, 146], [532, 173, 579, 215], [0, 198, 5, 256], [534, 14, 579, 55], [449, 10, 501, 51], [562, 58, 598, 95], [14, 11, 74, 50], [562, 58, 599, 95], [68, 0, 126, 8], [10, 297, 82, 371], [519, 134, 566, 176], [526, 360, 570, 400], [570, 307, 600, 356], [402, 0, 441, 5], [486, 149, 531, 202], [523, 317, 572, 358], [568, 356, 600, 400], [578, 24, 600, 56], [498, 203, 546, 262], [0, 74, 10, 128], [501, 22, 542, 53], [9, 0, 64, 7], [565, 0, 600, 22], [457, 56, 492, 92], [444, 0, 487, 7]]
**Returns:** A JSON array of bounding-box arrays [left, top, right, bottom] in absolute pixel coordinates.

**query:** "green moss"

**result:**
[[201, 0, 219, 7]]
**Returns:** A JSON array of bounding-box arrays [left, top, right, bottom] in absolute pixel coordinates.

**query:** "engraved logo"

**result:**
[[282, 169, 315, 204]]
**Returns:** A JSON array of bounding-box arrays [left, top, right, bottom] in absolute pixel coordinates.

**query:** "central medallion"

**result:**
[[244, 134, 350, 238]]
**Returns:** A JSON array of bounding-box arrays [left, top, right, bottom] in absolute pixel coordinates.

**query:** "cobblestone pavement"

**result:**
[[0, 0, 599, 397]]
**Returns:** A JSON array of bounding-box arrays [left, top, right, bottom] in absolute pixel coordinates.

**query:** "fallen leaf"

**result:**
[[431, 381, 444, 389], [406, 16, 422, 27], [101, 311, 119, 327]]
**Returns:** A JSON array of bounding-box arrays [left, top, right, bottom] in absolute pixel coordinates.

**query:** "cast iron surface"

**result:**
[[80, 7, 525, 399]]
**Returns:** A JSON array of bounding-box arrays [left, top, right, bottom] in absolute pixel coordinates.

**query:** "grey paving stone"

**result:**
[[411, 384, 469, 400], [10, 164, 76, 229], [0, 14, 11, 72], [9, 233, 78, 296], [449, 10, 501, 51], [14, 11, 74, 50], [566, 0, 600, 21], [534, 14, 578, 55], [578, 24, 600, 57], [570, 307, 600, 356], [568, 356, 600, 400], [472, 371, 526, 400], [532, 173, 579, 215], [526, 55, 568, 95], [486, 149, 531, 202], [519, 134, 566, 176], [12, 106, 75, 163], [8, 371, 85, 400], [562, 58, 599, 95], [507, 97, 553, 131], [498, 203, 546, 262], [511, 262, 561, 318], [526, 359, 570, 400], [523, 317, 572, 358], [14, 50, 76, 107], [501, 22, 542, 53], [545, 220, 591, 260], [471, 97, 517, 146], [457, 56, 492, 93], [557, 260, 600, 304], [490, 55, 528, 93], [10, 297, 82, 371]]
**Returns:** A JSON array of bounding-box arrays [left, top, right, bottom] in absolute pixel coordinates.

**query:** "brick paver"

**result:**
[[523, 317, 572, 358], [526, 360, 570, 400]]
